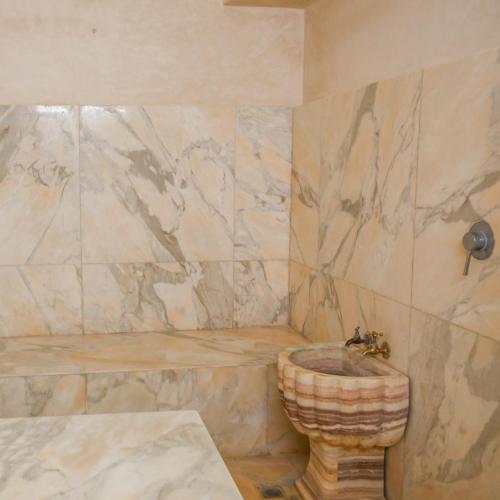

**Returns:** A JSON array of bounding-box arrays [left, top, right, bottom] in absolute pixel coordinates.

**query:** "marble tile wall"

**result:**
[[0, 105, 291, 336], [0, 367, 303, 457], [289, 47, 500, 498]]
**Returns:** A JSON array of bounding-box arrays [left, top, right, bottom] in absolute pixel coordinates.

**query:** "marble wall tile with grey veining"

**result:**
[[80, 106, 235, 264], [289, 262, 343, 344], [332, 278, 375, 338], [292, 268, 411, 368], [330, 278, 411, 372], [413, 48, 500, 341], [83, 261, 233, 333], [0, 375, 85, 417], [234, 260, 288, 327], [0, 106, 79, 265], [86, 366, 268, 457], [289, 260, 317, 338], [404, 309, 500, 500], [235, 107, 292, 260], [326, 278, 410, 373], [290, 101, 322, 269], [0, 265, 82, 337], [289, 263, 350, 344], [319, 73, 421, 304]]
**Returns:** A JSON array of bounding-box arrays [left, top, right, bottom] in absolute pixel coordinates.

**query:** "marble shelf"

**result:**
[[0, 327, 306, 377], [0, 410, 243, 499]]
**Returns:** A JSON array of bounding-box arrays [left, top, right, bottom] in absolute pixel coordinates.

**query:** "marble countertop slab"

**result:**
[[0, 326, 307, 377], [0, 410, 243, 500]]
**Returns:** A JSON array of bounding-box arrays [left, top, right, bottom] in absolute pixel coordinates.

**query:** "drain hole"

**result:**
[[261, 485, 284, 498]]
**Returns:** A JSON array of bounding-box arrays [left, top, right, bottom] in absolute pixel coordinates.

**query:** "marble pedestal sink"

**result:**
[[278, 343, 409, 500]]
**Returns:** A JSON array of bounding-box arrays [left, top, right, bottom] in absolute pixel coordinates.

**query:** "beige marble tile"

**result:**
[[80, 106, 235, 264], [0, 327, 306, 377], [235, 107, 292, 260], [0, 106, 79, 265], [304, 0, 500, 102], [0, 411, 242, 499], [234, 261, 288, 327], [289, 263, 345, 343], [404, 309, 500, 500], [309, 273, 346, 343], [289, 260, 316, 337], [0, 1, 303, 106], [372, 294, 411, 374], [319, 73, 421, 304], [86, 366, 269, 457], [290, 101, 321, 269], [413, 48, 500, 341], [266, 365, 308, 455], [312, 278, 410, 372], [0, 265, 82, 337], [332, 278, 375, 340], [0, 375, 85, 417], [83, 262, 233, 333], [225, 454, 306, 500]]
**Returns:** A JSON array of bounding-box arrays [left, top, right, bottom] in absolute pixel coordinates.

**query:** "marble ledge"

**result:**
[[0, 410, 242, 500], [0, 326, 308, 377]]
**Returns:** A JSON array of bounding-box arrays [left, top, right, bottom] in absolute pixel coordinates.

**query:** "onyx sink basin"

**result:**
[[278, 343, 409, 499]]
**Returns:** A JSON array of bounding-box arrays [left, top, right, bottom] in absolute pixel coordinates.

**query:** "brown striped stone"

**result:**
[[277, 343, 409, 498]]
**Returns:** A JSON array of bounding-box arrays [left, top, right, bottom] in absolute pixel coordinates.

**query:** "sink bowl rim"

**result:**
[[279, 342, 407, 380]]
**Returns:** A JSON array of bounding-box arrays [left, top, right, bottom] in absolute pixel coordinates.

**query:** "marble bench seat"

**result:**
[[0, 410, 243, 499], [0, 326, 308, 457]]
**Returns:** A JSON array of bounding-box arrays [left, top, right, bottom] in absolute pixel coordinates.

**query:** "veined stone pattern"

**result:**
[[0, 105, 291, 336], [0, 411, 243, 499], [289, 47, 500, 499], [0, 326, 307, 457]]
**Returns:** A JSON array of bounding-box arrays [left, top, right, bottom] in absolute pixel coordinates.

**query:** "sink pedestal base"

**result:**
[[296, 440, 385, 500]]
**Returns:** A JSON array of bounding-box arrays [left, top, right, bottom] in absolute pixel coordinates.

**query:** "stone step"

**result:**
[[0, 327, 308, 457]]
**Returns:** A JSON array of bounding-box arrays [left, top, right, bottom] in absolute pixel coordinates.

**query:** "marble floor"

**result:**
[[225, 454, 308, 500]]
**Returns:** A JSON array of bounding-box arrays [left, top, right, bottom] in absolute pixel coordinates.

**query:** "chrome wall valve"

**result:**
[[462, 221, 494, 276]]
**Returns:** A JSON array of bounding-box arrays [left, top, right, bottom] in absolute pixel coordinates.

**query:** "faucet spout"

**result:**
[[345, 326, 366, 347], [346, 329, 392, 359]]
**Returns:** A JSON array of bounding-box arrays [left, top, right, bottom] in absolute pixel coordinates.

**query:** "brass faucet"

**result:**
[[345, 328, 391, 359]]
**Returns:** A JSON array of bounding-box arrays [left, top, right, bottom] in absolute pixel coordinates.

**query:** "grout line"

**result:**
[[409, 71, 424, 318], [264, 364, 271, 453], [83, 374, 88, 415], [0, 258, 291, 268], [232, 106, 238, 328], [77, 105, 85, 335], [406, 70, 425, 386], [286, 106, 293, 326]]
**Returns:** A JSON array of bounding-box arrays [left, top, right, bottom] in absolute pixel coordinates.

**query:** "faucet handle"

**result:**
[[367, 331, 383, 341]]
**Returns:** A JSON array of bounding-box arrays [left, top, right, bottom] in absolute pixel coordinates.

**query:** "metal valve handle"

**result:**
[[462, 221, 494, 276]]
